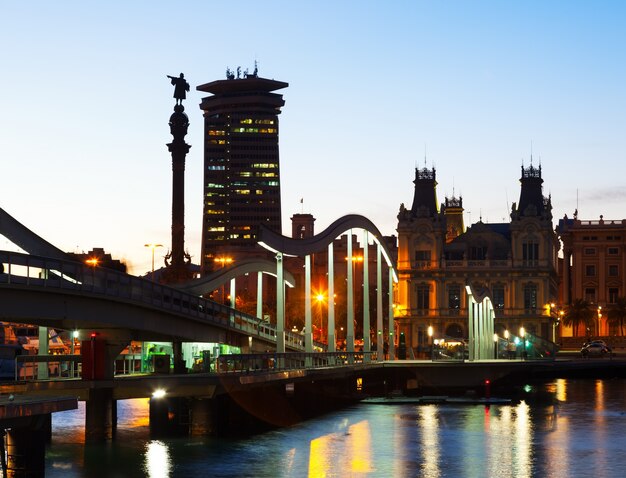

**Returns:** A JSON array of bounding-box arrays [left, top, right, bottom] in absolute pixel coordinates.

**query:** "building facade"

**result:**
[[197, 68, 288, 275], [556, 214, 626, 337], [395, 165, 560, 353]]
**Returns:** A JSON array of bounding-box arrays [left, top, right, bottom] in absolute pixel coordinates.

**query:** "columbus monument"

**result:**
[[161, 73, 194, 284]]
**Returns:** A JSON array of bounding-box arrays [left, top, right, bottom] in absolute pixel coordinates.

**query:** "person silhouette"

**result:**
[[167, 73, 190, 105]]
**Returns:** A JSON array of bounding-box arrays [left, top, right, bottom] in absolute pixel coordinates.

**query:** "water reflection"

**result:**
[[45, 379, 626, 477], [419, 406, 440, 478], [144, 440, 172, 478]]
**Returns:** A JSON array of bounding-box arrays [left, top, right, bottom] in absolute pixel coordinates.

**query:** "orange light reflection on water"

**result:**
[[308, 419, 373, 477]]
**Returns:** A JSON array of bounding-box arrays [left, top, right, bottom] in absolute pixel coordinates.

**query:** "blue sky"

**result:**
[[1, 1, 625, 274]]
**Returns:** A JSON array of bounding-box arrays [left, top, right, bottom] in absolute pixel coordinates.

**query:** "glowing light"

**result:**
[[152, 389, 166, 399], [85, 258, 99, 267], [144, 440, 172, 478]]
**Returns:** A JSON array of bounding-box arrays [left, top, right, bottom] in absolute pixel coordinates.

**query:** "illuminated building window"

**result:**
[[207, 165, 225, 170], [255, 190, 264, 195], [252, 163, 278, 168], [206, 183, 225, 188], [205, 210, 223, 215], [240, 172, 252, 177], [208, 130, 225, 136], [208, 227, 225, 232], [234, 190, 250, 195], [240, 119, 253, 124]]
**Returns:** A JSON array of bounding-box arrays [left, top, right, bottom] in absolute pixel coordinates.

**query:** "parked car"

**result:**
[[581, 340, 612, 358]]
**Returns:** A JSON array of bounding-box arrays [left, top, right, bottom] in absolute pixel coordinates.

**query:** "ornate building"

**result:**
[[556, 214, 626, 337], [395, 164, 559, 353]]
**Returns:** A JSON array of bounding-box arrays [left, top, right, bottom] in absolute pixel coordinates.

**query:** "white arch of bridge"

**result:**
[[257, 214, 399, 360]]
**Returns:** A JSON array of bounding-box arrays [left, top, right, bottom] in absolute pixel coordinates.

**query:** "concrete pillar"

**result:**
[[85, 387, 116, 442], [37, 327, 49, 380], [149, 397, 188, 438], [172, 341, 186, 374], [6, 422, 47, 477]]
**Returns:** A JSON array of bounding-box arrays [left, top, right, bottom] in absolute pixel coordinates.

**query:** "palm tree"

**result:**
[[562, 299, 595, 338], [607, 297, 626, 336]]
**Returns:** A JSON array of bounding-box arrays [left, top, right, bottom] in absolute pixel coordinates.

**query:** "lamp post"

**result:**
[[597, 306, 603, 338], [493, 333, 499, 359], [144, 243, 163, 281], [520, 326, 526, 360], [428, 325, 433, 360]]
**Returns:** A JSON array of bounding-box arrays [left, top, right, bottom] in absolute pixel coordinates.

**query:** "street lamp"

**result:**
[[428, 325, 433, 360], [144, 244, 163, 281], [493, 333, 499, 359], [519, 326, 526, 360], [597, 306, 603, 337]]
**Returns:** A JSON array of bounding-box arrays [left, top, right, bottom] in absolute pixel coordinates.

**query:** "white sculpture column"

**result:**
[[362, 230, 371, 361], [388, 267, 395, 360], [346, 231, 355, 355], [327, 243, 336, 352], [276, 252, 286, 353], [304, 254, 313, 353], [256, 271, 263, 321], [376, 243, 384, 361]]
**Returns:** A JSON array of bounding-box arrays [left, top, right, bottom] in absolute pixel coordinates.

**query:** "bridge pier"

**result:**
[[5, 425, 46, 477], [149, 397, 189, 437], [85, 388, 116, 442]]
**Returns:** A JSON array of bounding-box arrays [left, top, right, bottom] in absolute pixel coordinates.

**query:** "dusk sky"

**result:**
[[2, 1, 625, 274]]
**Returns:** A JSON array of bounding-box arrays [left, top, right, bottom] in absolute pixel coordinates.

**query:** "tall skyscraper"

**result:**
[[197, 67, 288, 274]]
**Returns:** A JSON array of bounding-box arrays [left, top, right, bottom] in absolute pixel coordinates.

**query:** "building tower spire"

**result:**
[[410, 166, 438, 217]]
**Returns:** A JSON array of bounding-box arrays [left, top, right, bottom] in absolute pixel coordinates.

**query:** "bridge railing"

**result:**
[[215, 351, 378, 373], [14, 354, 82, 381], [0, 251, 309, 351]]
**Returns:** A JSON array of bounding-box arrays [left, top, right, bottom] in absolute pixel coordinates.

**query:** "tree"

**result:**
[[607, 297, 626, 337], [562, 299, 595, 338]]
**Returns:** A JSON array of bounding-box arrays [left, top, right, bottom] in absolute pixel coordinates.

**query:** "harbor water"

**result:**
[[46, 378, 626, 477]]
